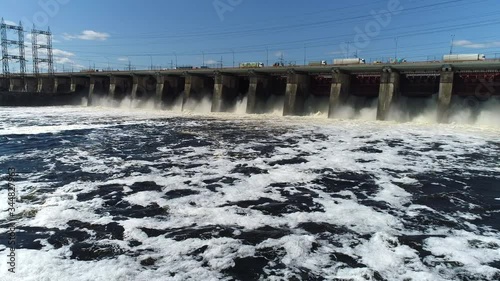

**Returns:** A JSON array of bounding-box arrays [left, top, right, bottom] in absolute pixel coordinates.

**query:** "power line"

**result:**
[[58, 0, 484, 47]]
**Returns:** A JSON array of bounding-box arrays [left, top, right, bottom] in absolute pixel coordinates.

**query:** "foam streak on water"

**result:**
[[0, 106, 499, 281]]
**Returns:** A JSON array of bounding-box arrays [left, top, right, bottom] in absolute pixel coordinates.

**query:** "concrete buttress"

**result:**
[[212, 74, 238, 112], [376, 69, 400, 121], [328, 71, 351, 118], [246, 75, 269, 114], [437, 68, 454, 123], [284, 72, 310, 116]]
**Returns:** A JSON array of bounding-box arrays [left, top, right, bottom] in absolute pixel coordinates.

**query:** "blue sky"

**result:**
[[1, 0, 500, 72]]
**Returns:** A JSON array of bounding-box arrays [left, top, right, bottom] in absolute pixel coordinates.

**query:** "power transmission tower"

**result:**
[[1, 18, 27, 76], [32, 25, 54, 75]]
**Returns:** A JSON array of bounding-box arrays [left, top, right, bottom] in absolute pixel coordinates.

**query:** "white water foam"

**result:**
[[0, 106, 499, 280]]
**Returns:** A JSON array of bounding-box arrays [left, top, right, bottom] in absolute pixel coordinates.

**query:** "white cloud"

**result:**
[[52, 49, 75, 57], [205, 59, 217, 65], [274, 51, 284, 57], [55, 57, 73, 64], [36, 48, 74, 58], [63, 30, 110, 41], [4, 19, 18, 26], [117, 57, 129, 61], [453, 39, 500, 49]]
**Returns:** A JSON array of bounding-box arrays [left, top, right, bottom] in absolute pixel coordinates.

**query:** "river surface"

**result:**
[[0, 106, 499, 281]]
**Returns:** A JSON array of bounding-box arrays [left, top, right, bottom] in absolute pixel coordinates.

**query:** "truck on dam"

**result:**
[[175, 66, 196, 70], [333, 58, 366, 65], [239, 62, 265, 68], [443, 54, 486, 62], [308, 60, 327, 66]]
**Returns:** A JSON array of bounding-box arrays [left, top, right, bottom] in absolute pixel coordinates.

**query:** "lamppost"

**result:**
[[149, 55, 153, 70], [395, 37, 399, 62], [202, 52, 205, 67], [449, 34, 455, 55], [346, 41, 352, 59], [232, 50, 235, 68], [266, 46, 269, 66], [104, 57, 110, 71], [174, 52, 178, 68], [303, 43, 307, 66]]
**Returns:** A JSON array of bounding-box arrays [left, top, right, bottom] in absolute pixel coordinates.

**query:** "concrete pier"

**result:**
[[377, 68, 400, 121], [246, 75, 269, 114], [131, 76, 139, 100], [53, 77, 59, 93], [438, 67, 454, 123], [283, 72, 310, 116], [70, 77, 77, 92], [108, 76, 116, 98], [88, 77, 96, 105], [328, 70, 351, 118], [155, 75, 164, 105], [212, 73, 238, 112], [182, 75, 208, 110], [37, 78, 44, 93]]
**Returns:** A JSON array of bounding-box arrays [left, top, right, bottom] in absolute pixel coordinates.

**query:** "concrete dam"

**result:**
[[1, 61, 499, 123]]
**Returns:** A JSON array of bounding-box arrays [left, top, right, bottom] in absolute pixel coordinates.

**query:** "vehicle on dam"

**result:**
[[308, 60, 327, 66], [443, 54, 486, 62], [239, 62, 265, 68], [175, 66, 196, 70], [333, 58, 366, 65], [390, 58, 407, 64]]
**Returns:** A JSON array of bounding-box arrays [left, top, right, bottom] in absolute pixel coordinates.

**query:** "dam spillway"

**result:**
[[1, 61, 500, 123]]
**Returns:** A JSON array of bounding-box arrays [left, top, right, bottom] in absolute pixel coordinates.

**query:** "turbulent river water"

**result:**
[[0, 105, 499, 281]]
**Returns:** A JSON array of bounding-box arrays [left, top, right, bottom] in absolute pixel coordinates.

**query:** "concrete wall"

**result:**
[[25, 78, 38, 93], [40, 77, 57, 93], [55, 77, 71, 93], [283, 72, 310, 116], [108, 76, 132, 100], [9, 77, 26, 92], [0, 78, 9, 91], [438, 69, 454, 123], [246, 75, 270, 114], [377, 69, 400, 121], [182, 75, 213, 110], [157, 76, 184, 109], [212, 74, 238, 112], [328, 71, 351, 118], [87, 77, 109, 105], [130, 75, 156, 100]]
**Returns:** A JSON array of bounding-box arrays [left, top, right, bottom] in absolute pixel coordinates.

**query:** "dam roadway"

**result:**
[[1, 61, 499, 122]]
